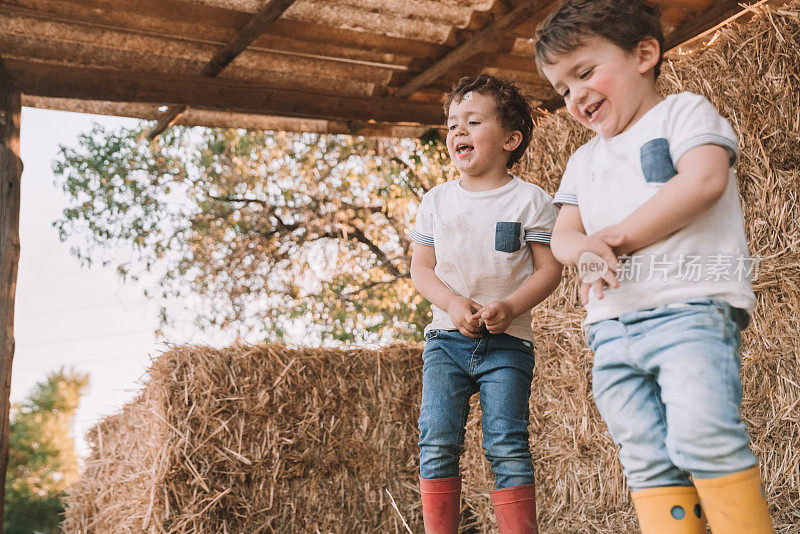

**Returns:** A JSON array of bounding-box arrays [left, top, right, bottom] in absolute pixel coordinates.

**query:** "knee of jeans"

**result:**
[[664, 434, 691, 472], [483, 432, 531, 462], [419, 439, 462, 474], [484, 447, 532, 469], [420, 440, 461, 459], [592, 390, 639, 444], [419, 414, 463, 447], [484, 450, 533, 473], [664, 427, 754, 475], [419, 442, 462, 479]]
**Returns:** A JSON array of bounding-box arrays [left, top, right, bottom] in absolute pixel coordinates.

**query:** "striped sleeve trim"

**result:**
[[524, 231, 552, 244], [553, 192, 578, 206], [410, 229, 434, 247], [672, 134, 738, 166]]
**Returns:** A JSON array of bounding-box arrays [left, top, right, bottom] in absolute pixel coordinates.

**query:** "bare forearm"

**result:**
[[504, 266, 563, 318], [410, 264, 460, 311], [616, 177, 724, 255], [550, 228, 588, 267], [615, 145, 730, 255]]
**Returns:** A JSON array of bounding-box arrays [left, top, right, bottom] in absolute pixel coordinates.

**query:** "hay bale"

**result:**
[[64, 3, 800, 532], [64, 344, 428, 533], [61, 390, 170, 533]]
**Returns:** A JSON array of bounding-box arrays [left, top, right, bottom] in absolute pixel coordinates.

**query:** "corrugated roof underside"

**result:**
[[1, 0, 757, 136]]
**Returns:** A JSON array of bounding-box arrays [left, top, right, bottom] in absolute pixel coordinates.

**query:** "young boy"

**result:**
[[410, 74, 562, 533], [535, 1, 773, 533]]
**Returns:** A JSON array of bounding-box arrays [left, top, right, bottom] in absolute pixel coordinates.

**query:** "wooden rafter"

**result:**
[[0, 56, 22, 534], [393, 0, 539, 99], [24, 95, 444, 138], [147, 0, 299, 139], [7, 59, 444, 125]]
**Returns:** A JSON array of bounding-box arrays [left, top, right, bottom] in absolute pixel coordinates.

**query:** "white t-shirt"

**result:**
[[411, 176, 557, 341], [554, 92, 755, 324]]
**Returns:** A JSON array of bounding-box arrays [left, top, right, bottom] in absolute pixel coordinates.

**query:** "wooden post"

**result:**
[[0, 57, 22, 532]]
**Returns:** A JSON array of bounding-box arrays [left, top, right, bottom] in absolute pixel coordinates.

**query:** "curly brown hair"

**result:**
[[534, 0, 664, 79], [443, 74, 534, 169]]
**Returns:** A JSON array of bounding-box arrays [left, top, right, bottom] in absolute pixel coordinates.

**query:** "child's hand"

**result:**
[[475, 301, 514, 334], [579, 279, 610, 306], [446, 296, 483, 338], [577, 229, 625, 305], [593, 225, 630, 256]]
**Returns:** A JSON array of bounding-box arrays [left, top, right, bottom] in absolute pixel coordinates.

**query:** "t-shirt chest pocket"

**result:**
[[494, 221, 521, 253], [640, 138, 677, 183]]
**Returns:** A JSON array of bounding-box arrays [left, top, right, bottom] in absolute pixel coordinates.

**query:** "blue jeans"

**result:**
[[586, 299, 757, 490], [418, 329, 535, 488]]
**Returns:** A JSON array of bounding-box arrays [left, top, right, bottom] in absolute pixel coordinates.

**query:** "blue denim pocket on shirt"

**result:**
[[495, 221, 521, 253], [640, 138, 677, 183]]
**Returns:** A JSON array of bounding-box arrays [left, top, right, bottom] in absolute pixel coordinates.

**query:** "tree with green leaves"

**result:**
[[54, 125, 454, 343], [5, 368, 89, 534]]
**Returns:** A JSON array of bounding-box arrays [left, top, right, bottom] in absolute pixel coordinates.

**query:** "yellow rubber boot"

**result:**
[[693, 467, 773, 533], [631, 486, 707, 533]]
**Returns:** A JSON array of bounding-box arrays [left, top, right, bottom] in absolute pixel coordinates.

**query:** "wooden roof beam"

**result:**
[[393, 0, 539, 99], [24, 95, 444, 138], [8, 59, 444, 126], [148, 0, 298, 139]]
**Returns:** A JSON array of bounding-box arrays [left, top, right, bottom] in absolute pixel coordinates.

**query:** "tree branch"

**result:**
[[390, 157, 429, 198], [340, 275, 410, 298], [206, 192, 301, 235], [207, 193, 267, 206], [348, 226, 403, 278]]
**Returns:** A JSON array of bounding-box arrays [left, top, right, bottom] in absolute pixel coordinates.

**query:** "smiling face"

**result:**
[[446, 92, 521, 183], [540, 34, 661, 138]]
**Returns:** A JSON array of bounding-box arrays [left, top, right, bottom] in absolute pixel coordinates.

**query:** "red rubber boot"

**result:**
[[420, 475, 462, 534], [490, 484, 538, 534]]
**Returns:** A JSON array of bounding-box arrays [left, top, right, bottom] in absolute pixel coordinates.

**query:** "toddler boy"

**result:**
[[410, 74, 562, 533], [535, 1, 773, 532]]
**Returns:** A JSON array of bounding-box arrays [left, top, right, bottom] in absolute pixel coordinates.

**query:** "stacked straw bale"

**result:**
[[64, 4, 800, 533], [63, 344, 426, 533], [62, 390, 171, 531]]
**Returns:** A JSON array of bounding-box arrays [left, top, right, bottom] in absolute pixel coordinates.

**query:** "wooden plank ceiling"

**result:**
[[0, 0, 767, 137]]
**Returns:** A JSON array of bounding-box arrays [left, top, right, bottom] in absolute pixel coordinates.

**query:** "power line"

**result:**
[[14, 352, 158, 371], [18, 300, 152, 316], [16, 328, 156, 348]]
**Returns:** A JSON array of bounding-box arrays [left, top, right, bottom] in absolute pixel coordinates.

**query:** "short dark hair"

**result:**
[[535, 0, 664, 79], [443, 74, 534, 169]]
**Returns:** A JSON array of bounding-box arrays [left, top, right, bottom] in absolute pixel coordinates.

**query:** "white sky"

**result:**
[[11, 108, 236, 456]]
